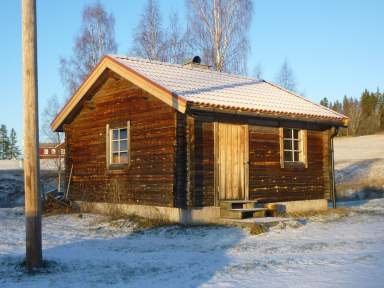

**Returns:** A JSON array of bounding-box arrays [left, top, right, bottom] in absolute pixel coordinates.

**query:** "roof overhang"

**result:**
[[188, 104, 349, 128], [51, 55, 186, 132]]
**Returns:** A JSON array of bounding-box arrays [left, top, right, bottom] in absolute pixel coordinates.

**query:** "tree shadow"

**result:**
[[0, 224, 245, 287]]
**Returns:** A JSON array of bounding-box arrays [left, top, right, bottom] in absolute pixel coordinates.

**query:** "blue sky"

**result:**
[[1, 0, 383, 147]]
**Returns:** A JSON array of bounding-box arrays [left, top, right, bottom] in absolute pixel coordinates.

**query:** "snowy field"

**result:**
[[334, 134, 384, 199], [1, 134, 384, 287], [1, 199, 384, 287]]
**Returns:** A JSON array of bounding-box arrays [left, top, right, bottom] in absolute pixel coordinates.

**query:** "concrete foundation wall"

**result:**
[[77, 201, 221, 225], [77, 198, 327, 224], [266, 199, 328, 214]]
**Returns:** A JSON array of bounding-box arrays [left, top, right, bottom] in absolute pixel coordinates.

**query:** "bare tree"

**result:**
[[132, 0, 167, 61], [60, 2, 117, 97], [186, 0, 253, 74], [40, 94, 64, 193], [276, 59, 297, 92], [164, 13, 188, 63]]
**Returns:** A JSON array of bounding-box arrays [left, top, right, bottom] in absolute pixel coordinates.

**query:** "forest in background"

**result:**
[[320, 89, 384, 136]]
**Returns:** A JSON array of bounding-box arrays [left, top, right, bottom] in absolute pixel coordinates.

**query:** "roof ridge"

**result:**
[[110, 54, 260, 82], [262, 80, 348, 119]]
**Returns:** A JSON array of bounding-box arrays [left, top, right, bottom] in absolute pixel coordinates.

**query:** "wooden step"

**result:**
[[220, 208, 267, 219], [220, 200, 259, 210]]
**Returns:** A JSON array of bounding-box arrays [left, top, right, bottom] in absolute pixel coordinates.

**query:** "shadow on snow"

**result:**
[[0, 224, 245, 288]]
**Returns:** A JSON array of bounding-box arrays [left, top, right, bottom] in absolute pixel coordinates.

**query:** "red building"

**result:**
[[39, 143, 65, 159]]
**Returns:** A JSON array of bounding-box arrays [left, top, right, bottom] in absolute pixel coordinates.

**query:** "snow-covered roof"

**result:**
[[52, 55, 348, 131], [112, 55, 347, 122]]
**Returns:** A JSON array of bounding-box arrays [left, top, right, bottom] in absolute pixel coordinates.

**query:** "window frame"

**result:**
[[283, 128, 302, 162], [279, 127, 308, 168], [106, 121, 131, 169]]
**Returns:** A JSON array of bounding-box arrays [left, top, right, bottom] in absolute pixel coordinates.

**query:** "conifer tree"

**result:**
[[8, 129, 20, 159], [0, 124, 9, 160], [319, 97, 329, 107]]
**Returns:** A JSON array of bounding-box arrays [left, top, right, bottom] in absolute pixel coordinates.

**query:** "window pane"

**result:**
[[120, 140, 128, 151], [283, 128, 292, 138], [294, 152, 299, 162], [112, 141, 119, 152], [112, 152, 119, 163], [293, 129, 299, 139], [284, 151, 292, 161], [284, 140, 292, 150], [120, 152, 128, 163], [294, 140, 300, 150], [112, 129, 119, 140], [120, 128, 127, 139]]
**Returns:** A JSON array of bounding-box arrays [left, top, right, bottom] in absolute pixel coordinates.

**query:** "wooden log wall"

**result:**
[[248, 125, 330, 202], [184, 117, 215, 207], [186, 118, 331, 205], [64, 76, 177, 207]]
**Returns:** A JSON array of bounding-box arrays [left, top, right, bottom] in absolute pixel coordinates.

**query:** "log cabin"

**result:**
[[51, 55, 348, 223]]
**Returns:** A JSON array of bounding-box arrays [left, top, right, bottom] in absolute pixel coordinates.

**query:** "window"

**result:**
[[108, 123, 130, 166], [51, 149, 56, 155], [60, 149, 65, 155], [283, 128, 301, 162], [43, 149, 48, 155], [280, 128, 307, 167]]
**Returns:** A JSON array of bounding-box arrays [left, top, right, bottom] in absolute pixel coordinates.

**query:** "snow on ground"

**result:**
[[334, 133, 384, 163], [334, 134, 384, 199], [0, 160, 58, 207], [0, 170, 24, 208], [1, 199, 384, 287]]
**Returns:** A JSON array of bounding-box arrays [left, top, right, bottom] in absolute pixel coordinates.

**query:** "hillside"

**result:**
[[0, 160, 58, 207], [334, 133, 384, 200]]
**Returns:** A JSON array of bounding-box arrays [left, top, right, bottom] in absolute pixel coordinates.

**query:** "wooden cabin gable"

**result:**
[[64, 75, 178, 207]]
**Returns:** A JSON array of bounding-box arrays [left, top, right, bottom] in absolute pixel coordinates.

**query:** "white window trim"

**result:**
[[283, 128, 302, 162], [106, 121, 130, 167], [280, 127, 308, 168]]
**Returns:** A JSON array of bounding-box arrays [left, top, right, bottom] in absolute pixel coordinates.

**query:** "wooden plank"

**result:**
[[186, 116, 195, 207], [216, 123, 247, 201]]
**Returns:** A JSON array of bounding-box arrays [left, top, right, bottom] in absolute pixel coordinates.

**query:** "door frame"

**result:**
[[213, 122, 249, 206]]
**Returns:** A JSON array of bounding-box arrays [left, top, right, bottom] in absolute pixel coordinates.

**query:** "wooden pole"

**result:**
[[22, 0, 42, 269]]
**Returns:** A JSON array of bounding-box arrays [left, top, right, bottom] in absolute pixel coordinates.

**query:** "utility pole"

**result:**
[[22, 0, 42, 269]]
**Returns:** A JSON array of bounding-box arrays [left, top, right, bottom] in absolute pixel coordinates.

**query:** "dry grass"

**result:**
[[286, 207, 350, 219], [43, 197, 79, 216], [107, 212, 173, 230], [337, 179, 384, 200], [81, 202, 175, 230]]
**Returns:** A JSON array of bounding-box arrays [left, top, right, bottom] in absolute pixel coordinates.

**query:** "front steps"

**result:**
[[220, 200, 275, 219]]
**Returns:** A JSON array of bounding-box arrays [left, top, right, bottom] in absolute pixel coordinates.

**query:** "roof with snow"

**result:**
[[52, 55, 348, 131]]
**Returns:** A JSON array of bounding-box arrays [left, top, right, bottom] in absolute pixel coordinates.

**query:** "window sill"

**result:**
[[283, 161, 306, 169], [107, 163, 130, 171]]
